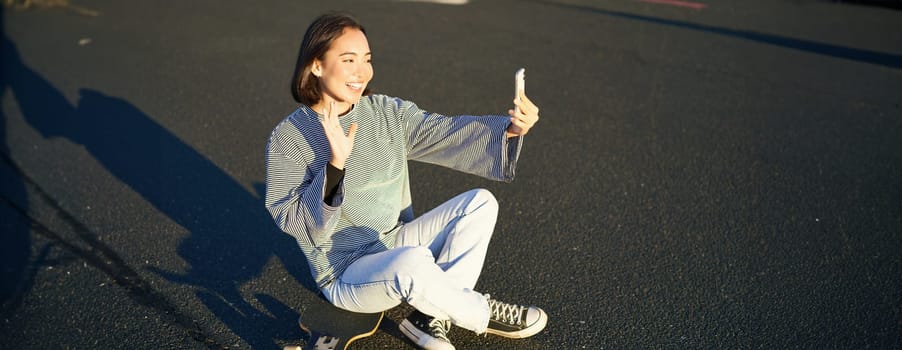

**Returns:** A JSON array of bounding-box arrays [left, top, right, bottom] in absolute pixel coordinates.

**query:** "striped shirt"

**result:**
[[265, 94, 523, 288]]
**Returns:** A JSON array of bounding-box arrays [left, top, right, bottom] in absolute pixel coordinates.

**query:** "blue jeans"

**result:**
[[322, 189, 497, 333]]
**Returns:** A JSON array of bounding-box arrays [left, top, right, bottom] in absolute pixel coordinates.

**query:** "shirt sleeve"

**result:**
[[399, 99, 523, 182], [264, 129, 342, 244]]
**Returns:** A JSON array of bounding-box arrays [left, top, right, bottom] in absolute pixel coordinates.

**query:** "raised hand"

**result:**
[[506, 91, 539, 138], [321, 101, 358, 169]]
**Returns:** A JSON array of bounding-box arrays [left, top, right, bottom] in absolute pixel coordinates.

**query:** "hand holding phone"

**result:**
[[514, 68, 525, 114], [507, 68, 539, 138]]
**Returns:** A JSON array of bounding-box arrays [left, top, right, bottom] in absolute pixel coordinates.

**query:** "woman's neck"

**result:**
[[310, 98, 353, 116]]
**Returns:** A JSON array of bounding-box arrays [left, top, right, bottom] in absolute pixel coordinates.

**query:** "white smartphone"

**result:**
[[514, 68, 525, 114]]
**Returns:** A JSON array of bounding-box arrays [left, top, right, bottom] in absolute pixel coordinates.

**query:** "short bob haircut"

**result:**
[[291, 12, 371, 106]]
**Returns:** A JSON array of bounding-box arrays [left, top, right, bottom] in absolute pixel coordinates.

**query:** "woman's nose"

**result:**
[[356, 62, 371, 78]]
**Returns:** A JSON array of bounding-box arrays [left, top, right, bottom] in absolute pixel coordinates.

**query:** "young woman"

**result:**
[[265, 12, 547, 350]]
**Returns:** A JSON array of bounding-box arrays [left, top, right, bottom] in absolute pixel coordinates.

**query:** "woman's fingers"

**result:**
[[321, 103, 356, 169], [322, 101, 345, 136], [507, 91, 540, 137], [510, 105, 539, 125], [328, 101, 337, 119], [514, 94, 538, 116]]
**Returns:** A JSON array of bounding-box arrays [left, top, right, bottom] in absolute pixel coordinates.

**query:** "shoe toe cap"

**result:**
[[526, 306, 548, 327], [419, 338, 456, 350]]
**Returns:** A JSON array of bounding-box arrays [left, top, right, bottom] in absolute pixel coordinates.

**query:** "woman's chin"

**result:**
[[344, 94, 364, 104]]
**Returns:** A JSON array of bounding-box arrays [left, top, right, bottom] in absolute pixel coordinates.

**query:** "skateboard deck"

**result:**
[[284, 294, 384, 350]]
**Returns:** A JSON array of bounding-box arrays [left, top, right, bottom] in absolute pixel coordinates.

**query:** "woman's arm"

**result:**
[[393, 97, 528, 182], [264, 126, 342, 244]]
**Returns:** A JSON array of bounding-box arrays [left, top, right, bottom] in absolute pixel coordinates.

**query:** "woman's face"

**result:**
[[311, 27, 372, 112]]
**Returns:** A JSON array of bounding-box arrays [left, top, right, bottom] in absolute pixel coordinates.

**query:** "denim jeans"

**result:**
[[322, 188, 497, 333]]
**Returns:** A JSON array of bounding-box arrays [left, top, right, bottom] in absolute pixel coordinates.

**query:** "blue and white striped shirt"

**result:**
[[265, 94, 523, 287]]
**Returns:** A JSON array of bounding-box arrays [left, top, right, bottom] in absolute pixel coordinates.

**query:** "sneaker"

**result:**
[[399, 310, 455, 350], [484, 294, 548, 338]]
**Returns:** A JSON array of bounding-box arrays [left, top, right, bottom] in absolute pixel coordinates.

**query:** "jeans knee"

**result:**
[[469, 188, 498, 215]]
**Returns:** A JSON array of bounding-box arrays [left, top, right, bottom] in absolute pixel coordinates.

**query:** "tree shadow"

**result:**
[[1, 33, 317, 348]]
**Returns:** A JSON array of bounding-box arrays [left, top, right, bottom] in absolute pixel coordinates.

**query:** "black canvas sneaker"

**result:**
[[484, 295, 548, 338], [400, 310, 455, 350]]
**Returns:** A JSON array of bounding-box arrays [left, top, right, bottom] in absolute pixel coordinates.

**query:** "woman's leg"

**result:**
[[323, 245, 490, 332], [324, 188, 498, 332], [392, 188, 548, 340], [395, 188, 498, 289], [324, 188, 547, 349]]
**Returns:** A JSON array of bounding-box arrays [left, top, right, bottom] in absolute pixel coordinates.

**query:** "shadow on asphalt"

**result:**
[[535, 0, 902, 69], [0, 3, 33, 318], [1, 32, 316, 348], [833, 0, 902, 10]]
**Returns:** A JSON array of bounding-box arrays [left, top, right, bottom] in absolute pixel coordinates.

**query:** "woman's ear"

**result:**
[[311, 60, 322, 77]]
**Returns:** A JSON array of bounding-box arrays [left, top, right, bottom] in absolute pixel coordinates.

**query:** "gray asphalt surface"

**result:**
[[2, 0, 902, 349]]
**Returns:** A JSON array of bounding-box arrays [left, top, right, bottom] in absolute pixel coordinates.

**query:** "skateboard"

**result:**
[[283, 293, 384, 350]]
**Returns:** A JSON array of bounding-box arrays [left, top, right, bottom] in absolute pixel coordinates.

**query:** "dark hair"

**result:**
[[291, 12, 370, 105]]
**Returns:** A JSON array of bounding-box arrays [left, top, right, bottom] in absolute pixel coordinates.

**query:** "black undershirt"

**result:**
[[324, 163, 345, 205]]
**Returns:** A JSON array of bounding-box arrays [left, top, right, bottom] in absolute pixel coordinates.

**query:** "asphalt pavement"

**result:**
[[2, 0, 902, 349]]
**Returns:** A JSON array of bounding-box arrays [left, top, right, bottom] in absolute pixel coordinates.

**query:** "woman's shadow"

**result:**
[[1, 35, 317, 348]]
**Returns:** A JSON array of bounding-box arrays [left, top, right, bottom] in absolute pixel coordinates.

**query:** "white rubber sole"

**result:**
[[399, 319, 456, 350], [484, 307, 548, 339]]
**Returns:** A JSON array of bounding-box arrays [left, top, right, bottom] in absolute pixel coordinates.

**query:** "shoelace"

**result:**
[[427, 318, 452, 342], [486, 295, 525, 326]]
